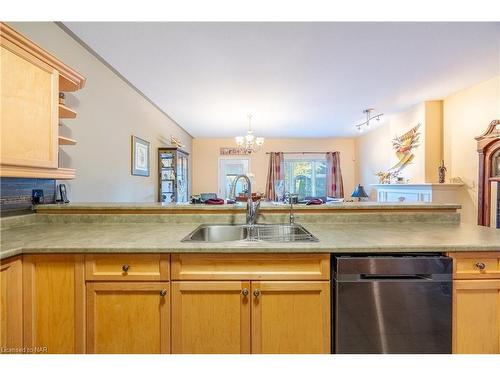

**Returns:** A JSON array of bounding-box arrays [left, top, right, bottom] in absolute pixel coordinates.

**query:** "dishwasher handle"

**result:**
[[360, 274, 432, 281], [335, 273, 452, 282]]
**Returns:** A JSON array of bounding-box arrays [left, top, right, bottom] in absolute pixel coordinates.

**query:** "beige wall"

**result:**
[[355, 102, 430, 198], [192, 138, 356, 197], [387, 102, 427, 183], [443, 75, 500, 224], [355, 124, 392, 200], [10, 22, 192, 202], [356, 76, 500, 224]]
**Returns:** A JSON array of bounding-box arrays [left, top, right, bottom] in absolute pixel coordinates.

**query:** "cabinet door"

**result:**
[[23, 255, 85, 354], [171, 281, 250, 354], [0, 257, 23, 352], [251, 281, 330, 354], [454, 279, 500, 354], [87, 282, 170, 354], [1, 40, 58, 168]]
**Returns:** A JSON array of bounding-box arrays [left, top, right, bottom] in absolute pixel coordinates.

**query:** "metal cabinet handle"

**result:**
[[253, 289, 261, 297], [475, 262, 486, 271], [122, 264, 129, 272], [241, 288, 249, 296], [160, 289, 167, 297]]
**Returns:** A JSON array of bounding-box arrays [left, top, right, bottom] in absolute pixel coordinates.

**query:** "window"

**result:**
[[284, 157, 327, 200]]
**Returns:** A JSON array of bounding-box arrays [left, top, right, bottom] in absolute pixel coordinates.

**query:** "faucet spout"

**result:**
[[230, 174, 261, 226]]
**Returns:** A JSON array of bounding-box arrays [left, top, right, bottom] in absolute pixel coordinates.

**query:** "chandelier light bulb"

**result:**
[[235, 136, 244, 146], [256, 137, 265, 146]]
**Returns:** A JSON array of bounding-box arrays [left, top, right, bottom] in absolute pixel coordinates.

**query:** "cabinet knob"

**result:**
[[241, 288, 249, 297], [122, 264, 129, 272], [253, 289, 261, 297], [475, 262, 486, 271], [160, 289, 167, 297]]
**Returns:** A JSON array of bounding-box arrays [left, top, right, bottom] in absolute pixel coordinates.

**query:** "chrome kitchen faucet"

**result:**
[[230, 174, 261, 226]]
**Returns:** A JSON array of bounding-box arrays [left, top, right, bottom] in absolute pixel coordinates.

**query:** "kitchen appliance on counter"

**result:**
[[332, 254, 452, 354]]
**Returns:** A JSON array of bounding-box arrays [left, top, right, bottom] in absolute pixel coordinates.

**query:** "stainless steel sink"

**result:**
[[183, 224, 249, 242], [182, 224, 319, 243]]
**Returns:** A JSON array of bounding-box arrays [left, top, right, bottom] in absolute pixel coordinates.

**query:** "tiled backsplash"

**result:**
[[0, 177, 56, 215]]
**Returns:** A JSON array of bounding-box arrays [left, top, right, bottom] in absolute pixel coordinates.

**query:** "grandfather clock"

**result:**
[[476, 120, 500, 226]]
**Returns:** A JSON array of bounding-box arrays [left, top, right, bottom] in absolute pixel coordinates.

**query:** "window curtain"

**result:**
[[326, 151, 344, 198], [265, 152, 285, 200]]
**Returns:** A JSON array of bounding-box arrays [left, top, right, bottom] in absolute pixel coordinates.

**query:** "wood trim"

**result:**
[[454, 279, 500, 290], [0, 22, 86, 91], [171, 281, 250, 354], [251, 281, 331, 354], [74, 255, 85, 353], [447, 252, 500, 259], [0, 165, 76, 179], [0, 256, 23, 351], [171, 253, 330, 281], [86, 282, 170, 354], [22, 256, 35, 350], [84, 254, 169, 281]]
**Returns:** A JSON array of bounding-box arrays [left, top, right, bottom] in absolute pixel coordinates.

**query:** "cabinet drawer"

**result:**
[[85, 254, 169, 281], [171, 254, 330, 280], [448, 252, 500, 279]]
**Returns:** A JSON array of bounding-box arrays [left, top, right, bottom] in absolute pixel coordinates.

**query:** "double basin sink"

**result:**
[[182, 223, 319, 243]]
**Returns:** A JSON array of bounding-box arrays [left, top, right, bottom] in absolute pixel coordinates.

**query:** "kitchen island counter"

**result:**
[[1, 220, 498, 260]]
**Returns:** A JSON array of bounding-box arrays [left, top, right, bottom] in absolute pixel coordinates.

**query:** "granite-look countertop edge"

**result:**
[[1, 222, 498, 260], [35, 202, 462, 211]]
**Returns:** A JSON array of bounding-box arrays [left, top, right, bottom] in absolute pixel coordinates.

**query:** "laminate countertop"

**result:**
[[1, 221, 498, 260], [35, 201, 461, 212]]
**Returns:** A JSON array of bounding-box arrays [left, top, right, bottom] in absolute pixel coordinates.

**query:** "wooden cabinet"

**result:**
[[449, 252, 500, 354], [0, 256, 23, 352], [0, 22, 85, 179], [251, 281, 330, 354], [171, 253, 330, 280], [85, 254, 169, 281], [453, 280, 500, 354], [171, 281, 250, 354], [1, 40, 59, 169], [171, 254, 330, 354], [3, 252, 330, 354], [23, 255, 85, 354], [87, 282, 170, 354]]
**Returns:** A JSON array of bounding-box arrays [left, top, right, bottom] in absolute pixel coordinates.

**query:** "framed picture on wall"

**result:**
[[131, 135, 150, 177]]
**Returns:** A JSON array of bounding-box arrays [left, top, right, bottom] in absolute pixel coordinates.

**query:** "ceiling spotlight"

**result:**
[[355, 108, 384, 132]]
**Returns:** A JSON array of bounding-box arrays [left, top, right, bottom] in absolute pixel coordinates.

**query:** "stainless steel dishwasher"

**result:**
[[333, 254, 452, 354]]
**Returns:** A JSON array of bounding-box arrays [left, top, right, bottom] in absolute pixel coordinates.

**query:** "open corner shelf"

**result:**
[[59, 104, 77, 119], [58, 136, 77, 146]]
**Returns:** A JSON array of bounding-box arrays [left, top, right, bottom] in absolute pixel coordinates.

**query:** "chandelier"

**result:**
[[235, 115, 264, 153], [355, 108, 383, 132]]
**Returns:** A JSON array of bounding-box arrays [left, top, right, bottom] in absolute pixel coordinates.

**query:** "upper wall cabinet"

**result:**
[[0, 22, 85, 180]]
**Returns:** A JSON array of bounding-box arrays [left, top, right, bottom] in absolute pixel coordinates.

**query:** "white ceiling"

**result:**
[[64, 22, 500, 138]]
